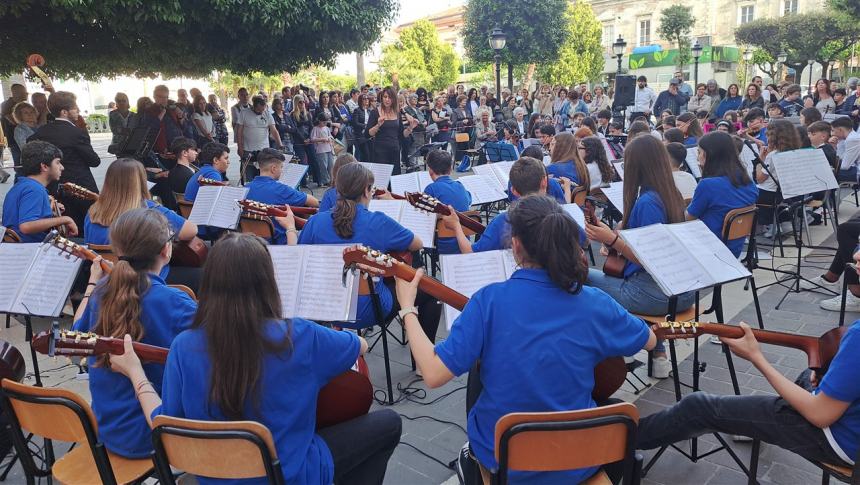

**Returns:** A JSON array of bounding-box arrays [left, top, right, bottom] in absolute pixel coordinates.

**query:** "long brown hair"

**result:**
[[621, 136, 686, 228], [550, 132, 590, 187], [581, 136, 613, 184], [766, 119, 801, 153], [193, 233, 290, 420], [92, 208, 171, 367], [333, 163, 374, 239], [331, 153, 357, 186], [89, 158, 149, 226], [677, 112, 703, 138]]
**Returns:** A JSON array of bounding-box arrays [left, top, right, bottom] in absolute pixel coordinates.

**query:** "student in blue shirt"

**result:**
[[72, 208, 196, 459], [319, 153, 358, 212], [298, 163, 442, 343], [245, 148, 319, 245], [2, 141, 78, 241], [741, 108, 768, 150], [687, 132, 758, 257], [638, 319, 860, 472], [184, 141, 230, 202], [676, 112, 703, 148], [85, 158, 201, 291], [392, 195, 657, 483], [585, 135, 694, 379], [423, 149, 472, 254], [109, 232, 402, 484], [546, 132, 590, 187], [512, 145, 571, 204]]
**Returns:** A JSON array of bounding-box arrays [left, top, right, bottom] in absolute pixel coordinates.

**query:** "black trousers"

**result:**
[[317, 409, 402, 484], [373, 141, 401, 176], [829, 211, 860, 284], [383, 280, 442, 343]]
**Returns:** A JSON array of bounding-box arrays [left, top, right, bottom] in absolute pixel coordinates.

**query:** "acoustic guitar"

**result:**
[[197, 177, 228, 187], [31, 324, 373, 429], [653, 321, 847, 372], [583, 198, 625, 278], [60, 182, 98, 202], [47, 231, 115, 274], [405, 192, 486, 235], [342, 245, 628, 401], [0, 341, 25, 383], [237, 199, 309, 229], [373, 187, 406, 200]]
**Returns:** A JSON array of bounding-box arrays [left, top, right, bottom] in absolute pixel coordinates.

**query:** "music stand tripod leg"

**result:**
[[24, 317, 42, 388], [366, 274, 394, 405]]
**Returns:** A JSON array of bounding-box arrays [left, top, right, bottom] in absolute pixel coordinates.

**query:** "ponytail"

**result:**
[[332, 163, 375, 240], [333, 198, 358, 239], [508, 195, 588, 293]]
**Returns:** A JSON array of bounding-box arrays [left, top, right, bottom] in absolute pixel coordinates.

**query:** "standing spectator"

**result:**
[[288, 94, 320, 185], [810, 79, 836, 115], [351, 95, 372, 162], [310, 113, 335, 186], [502, 96, 517, 121], [687, 84, 712, 114], [206, 94, 229, 145], [630, 76, 657, 124], [367, 86, 417, 176], [404, 93, 427, 151], [333, 92, 352, 152], [191, 95, 215, 146], [834, 88, 850, 115], [236, 95, 283, 183], [466, 88, 480, 119], [346, 88, 360, 113], [431, 95, 453, 152], [739, 83, 765, 115], [589, 85, 610, 114], [715, 84, 742, 118], [445, 85, 457, 109], [230, 87, 250, 142], [270, 97, 291, 153], [674, 71, 693, 111], [451, 95, 472, 163], [1, 83, 29, 168], [704, 80, 725, 112], [13, 102, 38, 152], [28, 91, 101, 232], [108, 92, 132, 154], [535, 83, 554, 116], [653, 78, 691, 116], [552, 87, 568, 124], [751, 76, 768, 103], [31, 92, 50, 127]]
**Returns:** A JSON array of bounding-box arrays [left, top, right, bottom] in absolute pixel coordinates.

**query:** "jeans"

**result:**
[[637, 391, 851, 467], [294, 143, 321, 186], [316, 151, 334, 185], [318, 409, 402, 484], [828, 211, 860, 285], [586, 269, 695, 353]]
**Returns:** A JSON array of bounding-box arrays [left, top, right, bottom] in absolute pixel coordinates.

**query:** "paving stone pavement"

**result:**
[[1, 134, 857, 484]]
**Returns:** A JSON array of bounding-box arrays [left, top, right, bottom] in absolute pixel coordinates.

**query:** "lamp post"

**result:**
[[691, 41, 703, 86], [488, 27, 507, 99], [777, 50, 787, 83], [612, 36, 627, 75], [807, 59, 814, 95], [743, 48, 753, 86]]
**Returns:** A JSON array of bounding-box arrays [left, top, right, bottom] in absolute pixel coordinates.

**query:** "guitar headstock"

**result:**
[[60, 182, 99, 201], [651, 321, 702, 339], [342, 245, 400, 278], [32, 323, 105, 359], [238, 199, 289, 217], [43, 230, 85, 259], [406, 192, 448, 216], [198, 177, 227, 187]]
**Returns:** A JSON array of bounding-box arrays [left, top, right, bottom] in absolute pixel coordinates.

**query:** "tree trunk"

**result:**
[[507, 63, 513, 91], [357, 52, 366, 87], [523, 63, 536, 92]]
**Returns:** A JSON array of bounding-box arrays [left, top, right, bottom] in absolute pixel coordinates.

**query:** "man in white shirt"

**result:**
[[230, 87, 250, 142], [236, 95, 283, 183], [833, 116, 860, 182], [629, 76, 657, 125], [753, 76, 771, 103], [346, 88, 360, 113]]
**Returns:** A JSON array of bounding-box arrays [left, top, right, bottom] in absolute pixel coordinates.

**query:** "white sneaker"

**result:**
[[799, 275, 840, 291], [820, 292, 860, 312], [652, 356, 671, 379], [709, 335, 722, 345]]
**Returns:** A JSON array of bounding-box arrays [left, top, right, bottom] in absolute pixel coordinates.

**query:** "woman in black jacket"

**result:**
[[366, 87, 417, 175], [288, 94, 321, 186], [351, 94, 372, 162]]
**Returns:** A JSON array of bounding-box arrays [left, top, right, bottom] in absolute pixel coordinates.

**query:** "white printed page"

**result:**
[[440, 251, 509, 329], [612, 161, 624, 181], [771, 149, 838, 199], [501, 249, 518, 278], [269, 245, 305, 320], [12, 244, 83, 316], [668, 221, 751, 285], [368, 199, 405, 221], [561, 203, 586, 231], [685, 148, 703, 179], [620, 224, 712, 296], [187, 186, 220, 226], [361, 162, 394, 190], [389, 173, 421, 197], [457, 175, 507, 205], [492, 161, 515, 189], [0, 244, 39, 312], [471, 165, 502, 191], [295, 245, 357, 322], [209, 186, 249, 229], [599, 182, 626, 215], [601, 138, 616, 162], [279, 163, 308, 188], [417, 171, 433, 191], [399, 204, 437, 248]]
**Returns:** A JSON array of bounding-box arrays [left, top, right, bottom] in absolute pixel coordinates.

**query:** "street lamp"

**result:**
[[743, 48, 753, 85], [777, 51, 787, 82], [807, 59, 815, 95], [488, 27, 507, 100], [612, 36, 627, 74], [691, 41, 703, 86]]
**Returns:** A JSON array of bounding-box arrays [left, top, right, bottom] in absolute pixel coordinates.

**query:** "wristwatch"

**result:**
[[398, 307, 419, 320]]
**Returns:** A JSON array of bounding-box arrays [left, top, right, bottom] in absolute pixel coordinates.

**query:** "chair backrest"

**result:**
[[2, 228, 21, 243], [455, 132, 470, 143], [168, 284, 197, 301], [494, 403, 639, 484], [1, 379, 98, 444], [572, 187, 588, 207], [151, 415, 283, 483], [722, 205, 757, 242], [88, 243, 119, 265], [177, 200, 194, 219], [239, 214, 275, 240], [436, 210, 481, 238], [173, 192, 186, 204]]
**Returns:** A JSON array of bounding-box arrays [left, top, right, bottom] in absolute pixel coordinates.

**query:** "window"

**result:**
[[602, 24, 615, 50], [783, 0, 798, 15], [638, 19, 651, 46], [739, 5, 755, 24]]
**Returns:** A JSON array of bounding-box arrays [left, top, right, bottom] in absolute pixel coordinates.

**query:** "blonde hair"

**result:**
[[12, 102, 36, 124], [88, 158, 150, 226]]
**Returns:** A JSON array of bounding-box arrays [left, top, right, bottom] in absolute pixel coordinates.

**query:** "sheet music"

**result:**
[[612, 161, 624, 180], [471, 165, 500, 190], [269, 245, 305, 320], [187, 186, 219, 226], [601, 138, 616, 163], [521, 138, 541, 149], [685, 148, 703, 179], [501, 249, 518, 277], [621, 224, 710, 297], [739, 145, 757, 179], [210, 186, 248, 229], [368, 199, 404, 221], [278, 163, 308, 188], [361, 162, 394, 190], [492, 161, 515, 189], [561, 203, 586, 231], [771, 149, 838, 199], [669, 221, 751, 285], [457, 175, 507, 205], [399, 204, 437, 248], [12, 243, 82, 316], [599, 182, 625, 214], [0, 244, 39, 312], [295, 246, 357, 322], [389, 171, 433, 197], [440, 250, 511, 329]]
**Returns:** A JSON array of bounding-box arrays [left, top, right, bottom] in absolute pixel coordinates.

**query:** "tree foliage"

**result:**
[[0, 0, 396, 79], [462, 0, 568, 66], [535, 2, 603, 85], [830, 0, 860, 20], [379, 19, 460, 92], [657, 5, 695, 70]]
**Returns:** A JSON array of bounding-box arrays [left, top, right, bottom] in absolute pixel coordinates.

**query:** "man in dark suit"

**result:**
[[28, 91, 101, 233]]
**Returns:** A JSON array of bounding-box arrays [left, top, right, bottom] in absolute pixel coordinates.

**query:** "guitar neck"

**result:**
[[73, 245, 114, 274], [391, 261, 469, 310], [457, 212, 486, 234], [102, 338, 168, 364]]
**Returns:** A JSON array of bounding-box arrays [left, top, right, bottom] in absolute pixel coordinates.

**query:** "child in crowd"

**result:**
[[311, 113, 335, 186], [665, 142, 698, 201]]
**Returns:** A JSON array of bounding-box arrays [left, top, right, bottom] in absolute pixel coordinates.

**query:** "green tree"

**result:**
[[379, 20, 459, 92], [462, 0, 568, 88], [751, 49, 780, 81], [536, 2, 603, 85], [0, 0, 396, 79], [657, 5, 696, 70], [830, 0, 860, 20]]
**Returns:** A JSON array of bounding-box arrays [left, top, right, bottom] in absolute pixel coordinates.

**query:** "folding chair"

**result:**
[[492, 402, 642, 485], [0, 379, 155, 484], [2, 228, 20, 243], [239, 213, 276, 241], [151, 415, 284, 484], [177, 200, 194, 219], [804, 456, 858, 484], [168, 285, 197, 301]]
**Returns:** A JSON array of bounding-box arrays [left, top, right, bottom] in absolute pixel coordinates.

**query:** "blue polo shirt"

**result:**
[[683, 136, 698, 148], [472, 212, 509, 253], [546, 161, 581, 186], [319, 187, 338, 212], [297, 205, 414, 327], [436, 269, 650, 482], [624, 190, 668, 278], [425, 175, 472, 254], [2, 177, 53, 242], [184, 165, 222, 202], [154, 319, 360, 484], [73, 273, 196, 458], [687, 176, 758, 257], [246, 176, 309, 244], [508, 179, 566, 205], [818, 321, 860, 464]]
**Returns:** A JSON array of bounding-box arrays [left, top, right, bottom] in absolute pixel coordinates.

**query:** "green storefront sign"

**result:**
[[628, 46, 739, 69]]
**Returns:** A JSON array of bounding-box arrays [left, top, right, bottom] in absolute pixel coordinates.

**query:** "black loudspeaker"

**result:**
[[613, 75, 636, 107]]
